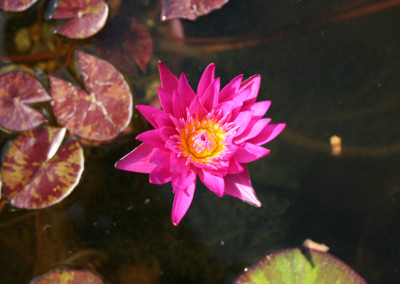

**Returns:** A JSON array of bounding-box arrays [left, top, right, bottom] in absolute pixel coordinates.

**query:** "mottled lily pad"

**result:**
[[234, 248, 367, 284], [0, 0, 38, 12], [1, 126, 84, 209], [95, 17, 153, 77], [30, 269, 103, 284], [160, 0, 229, 21], [50, 51, 133, 141], [0, 72, 51, 132], [51, 0, 109, 39]]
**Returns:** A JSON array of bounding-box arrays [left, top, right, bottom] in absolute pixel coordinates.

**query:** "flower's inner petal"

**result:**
[[158, 61, 178, 93], [197, 63, 215, 97], [158, 87, 173, 114], [200, 78, 220, 111]]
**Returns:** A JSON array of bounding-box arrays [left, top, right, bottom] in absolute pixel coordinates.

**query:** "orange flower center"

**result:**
[[180, 118, 226, 164]]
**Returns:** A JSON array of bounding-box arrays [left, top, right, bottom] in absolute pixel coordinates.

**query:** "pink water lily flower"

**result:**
[[115, 62, 285, 226]]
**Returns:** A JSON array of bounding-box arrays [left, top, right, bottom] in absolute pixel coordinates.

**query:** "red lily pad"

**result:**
[[95, 17, 153, 77], [234, 248, 367, 284], [31, 270, 103, 284], [0, 0, 38, 12], [0, 72, 51, 132], [52, 0, 109, 39], [1, 126, 84, 209], [50, 51, 133, 141], [160, 0, 229, 21]]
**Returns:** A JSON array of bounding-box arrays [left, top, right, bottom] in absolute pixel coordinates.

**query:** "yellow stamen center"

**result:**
[[180, 118, 226, 164]]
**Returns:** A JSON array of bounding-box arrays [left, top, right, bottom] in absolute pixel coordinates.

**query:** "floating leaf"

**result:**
[[234, 248, 367, 284], [50, 51, 133, 141], [95, 17, 153, 77], [0, 72, 51, 132], [52, 0, 109, 39], [0, 0, 38, 12], [30, 270, 104, 284], [1, 126, 84, 209], [161, 0, 229, 21]]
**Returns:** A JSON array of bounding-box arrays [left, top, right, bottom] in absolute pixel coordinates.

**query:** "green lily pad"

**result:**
[[30, 269, 104, 284], [50, 51, 133, 141], [1, 126, 84, 209], [233, 248, 366, 284], [0, 71, 51, 132]]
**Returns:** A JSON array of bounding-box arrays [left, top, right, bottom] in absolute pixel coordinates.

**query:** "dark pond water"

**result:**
[[1, 0, 400, 283]]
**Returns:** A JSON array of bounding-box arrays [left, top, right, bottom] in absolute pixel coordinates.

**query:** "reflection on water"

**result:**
[[1, 0, 400, 283]]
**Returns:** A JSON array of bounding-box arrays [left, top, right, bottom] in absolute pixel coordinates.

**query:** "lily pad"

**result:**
[[30, 270, 103, 284], [95, 17, 153, 77], [0, 0, 38, 12], [51, 0, 109, 39], [1, 126, 84, 209], [160, 0, 229, 21], [0, 72, 51, 132], [233, 248, 367, 284], [50, 51, 133, 141]]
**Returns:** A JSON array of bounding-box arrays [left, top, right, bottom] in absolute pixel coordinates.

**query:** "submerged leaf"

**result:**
[[0, 0, 38, 12], [0, 72, 51, 132], [50, 51, 133, 141], [234, 248, 367, 284], [30, 270, 103, 284], [95, 17, 153, 77], [52, 0, 109, 39], [161, 0, 229, 21], [1, 126, 84, 209]]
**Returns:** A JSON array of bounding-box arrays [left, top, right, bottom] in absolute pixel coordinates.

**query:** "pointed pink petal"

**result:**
[[199, 169, 225, 197], [170, 154, 190, 173], [115, 143, 157, 173], [158, 126, 177, 141], [241, 101, 271, 119], [227, 159, 244, 174], [234, 143, 270, 163], [200, 78, 220, 111], [158, 87, 173, 114], [155, 113, 175, 128], [171, 167, 196, 191], [240, 75, 261, 106], [158, 61, 178, 93], [136, 129, 165, 148], [233, 111, 254, 136], [189, 96, 208, 119], [219, 74, 243, 102], [150, 149, 171, 166], [234, 118, 271, 144], [248, 123, 286, 145], [171, 181, 196, 226], [173, 73, 196, 118], [197, 63, 215, 97], [224, 168, 261, 207], [149, 165, 172, 184], [136, 105, 165, 128]]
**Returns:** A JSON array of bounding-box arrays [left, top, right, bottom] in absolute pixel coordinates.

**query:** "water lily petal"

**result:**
[[136, 129, 165, 148], [234, 118, 271, 144], [200, 77, 220, 111], [227, 159, 244, 174], [115, 143, 157, 173], [199, 169, 225, 197], [175, 73, 195, 116], [159, 61, 178, 93], [158, 126, 177, 141], [233, 111, 254, 136], [136, 104, 164, 128], [197, 63, 215, 97], [240, 75, 261, 106], [158, 87, 173, 114], [150, 149, 171, 166], [241, 100, 271, 119], [224, 168, 261, 207], [149, 165, 172, 184], [248, 123, 286, 145], [234, 143, 270, 163], [171, 181, 196, 226], [219, 74, 243, 102], [189, 96, 208, 119]]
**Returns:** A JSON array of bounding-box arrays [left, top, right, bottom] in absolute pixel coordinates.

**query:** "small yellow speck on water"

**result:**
[[303, 238, 330, 252], [330, 135, 342, 156]]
